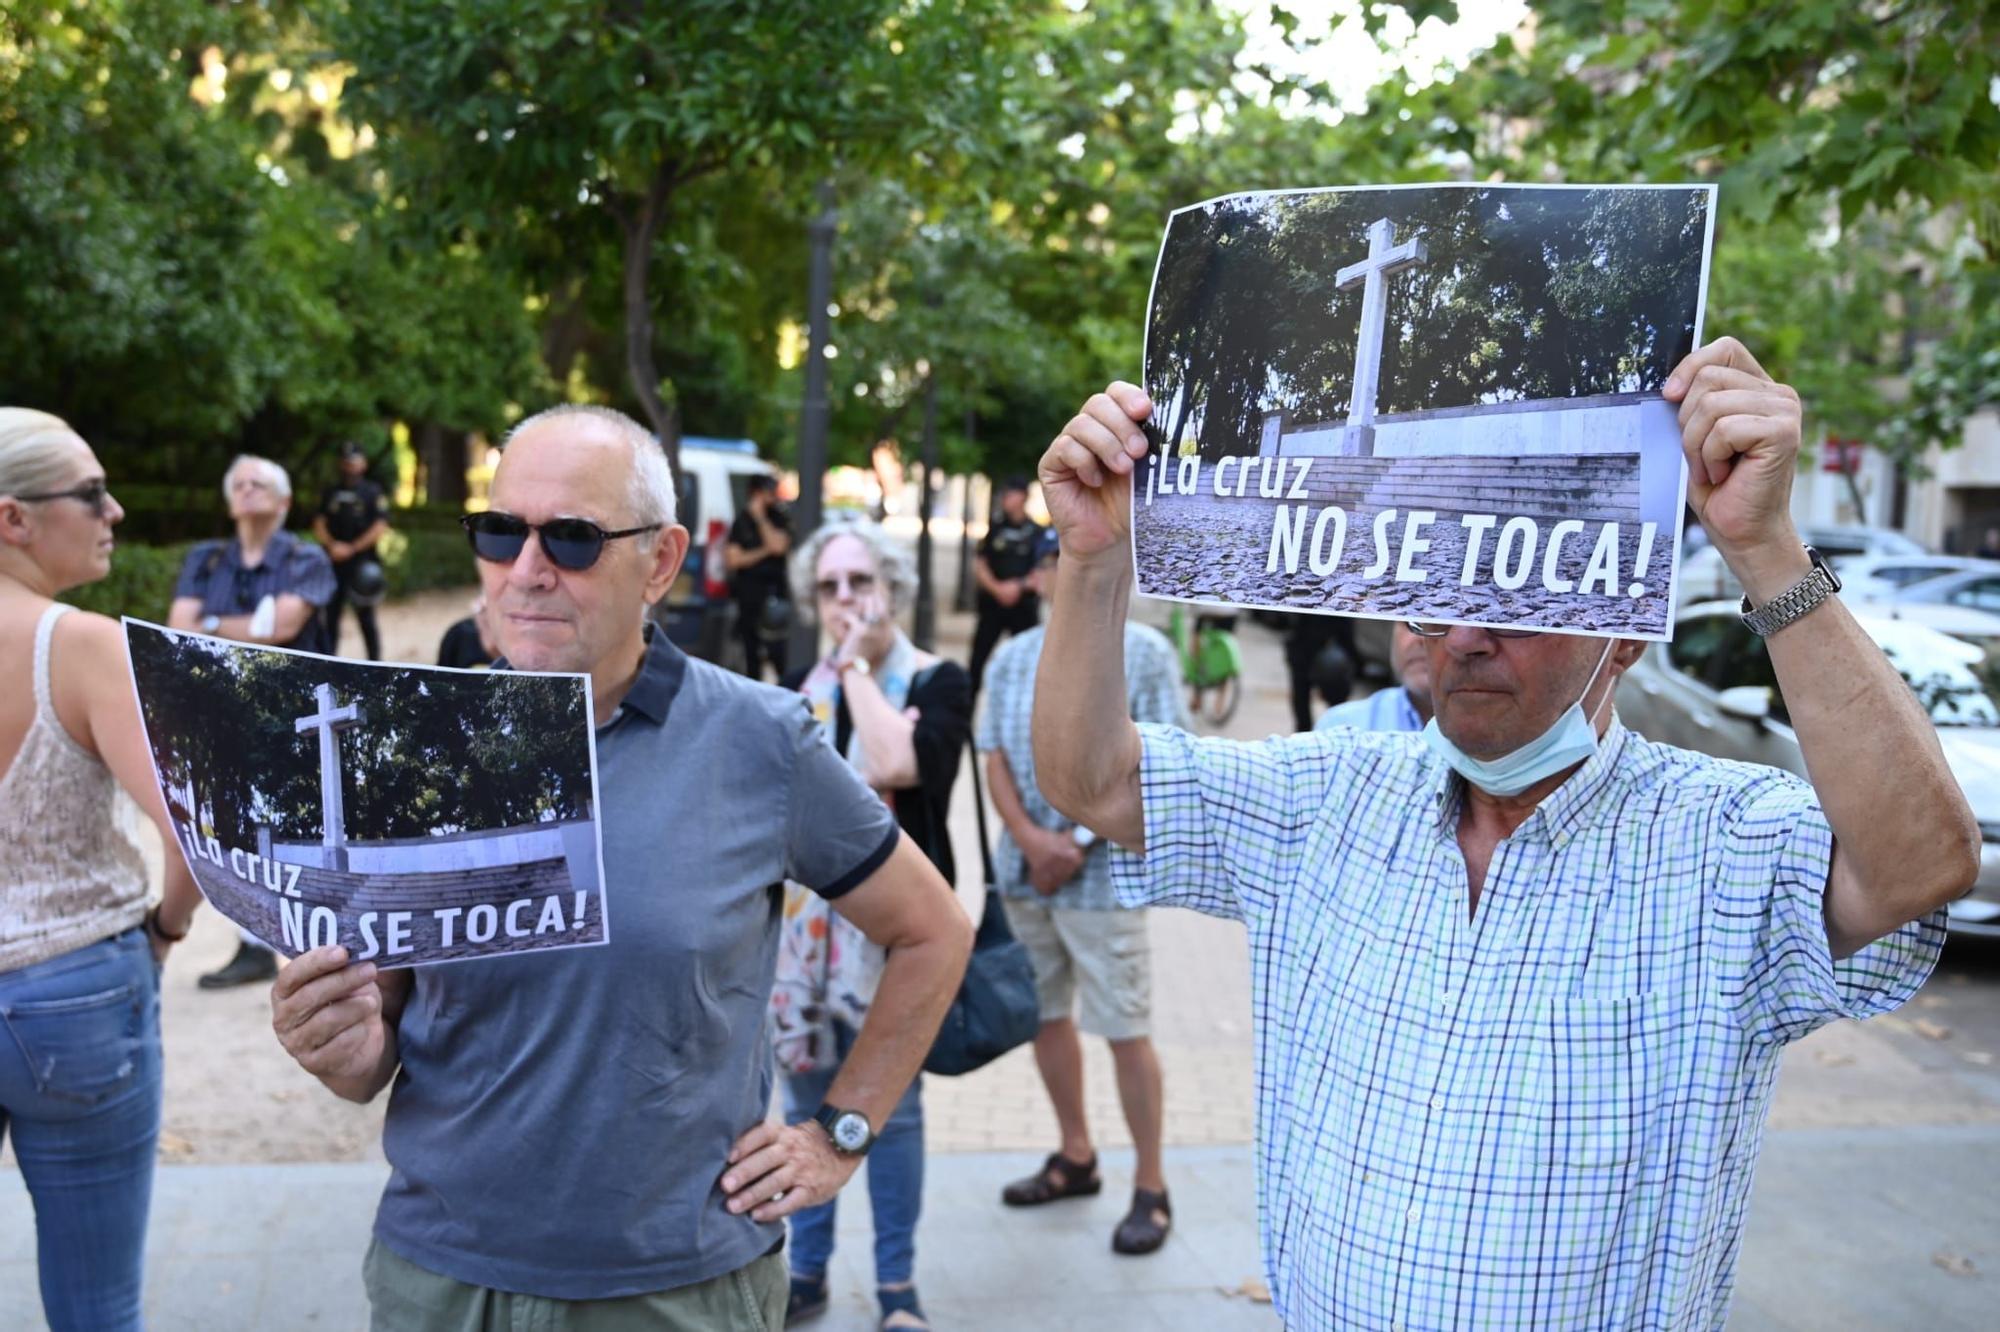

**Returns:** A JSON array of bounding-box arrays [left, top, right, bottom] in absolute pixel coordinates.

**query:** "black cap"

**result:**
[[999, 474, 1030, 495], [339, 441, 366, 461]]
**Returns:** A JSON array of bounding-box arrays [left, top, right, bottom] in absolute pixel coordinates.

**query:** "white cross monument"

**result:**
[[1334, 217, 1427, 457], [294, 683, 365, 872]]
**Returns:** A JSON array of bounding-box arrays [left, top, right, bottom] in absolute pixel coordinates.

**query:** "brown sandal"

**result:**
[[1001, 1152, 1102, 1206], [1112, 1188, 1172, 1254]]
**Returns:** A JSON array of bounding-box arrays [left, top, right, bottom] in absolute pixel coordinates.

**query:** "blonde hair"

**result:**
[[0, 408, 85, 499]]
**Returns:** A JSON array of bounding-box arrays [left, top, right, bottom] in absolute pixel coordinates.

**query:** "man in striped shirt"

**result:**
[[1027, 339, 1978, 1330]]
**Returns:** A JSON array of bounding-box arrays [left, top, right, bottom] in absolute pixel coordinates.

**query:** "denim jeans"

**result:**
[[781, 1019, 924, 1287], [0, 927, 163, 1332]]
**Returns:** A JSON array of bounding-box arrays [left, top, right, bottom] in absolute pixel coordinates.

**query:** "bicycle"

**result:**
[[1167, 602, 1244, 726]]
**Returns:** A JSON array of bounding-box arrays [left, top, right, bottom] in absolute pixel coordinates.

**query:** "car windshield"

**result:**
[[1869, 621, 2000, 726]]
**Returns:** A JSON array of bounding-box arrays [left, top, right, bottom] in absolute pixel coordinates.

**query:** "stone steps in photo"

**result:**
[[1286, 452, 1642, 522], [289, 858, 572, 912]]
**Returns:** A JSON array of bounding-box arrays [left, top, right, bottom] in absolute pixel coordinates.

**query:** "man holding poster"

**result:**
[[268, 405, 971, 1329], [1028, 340, 1976, 1329]]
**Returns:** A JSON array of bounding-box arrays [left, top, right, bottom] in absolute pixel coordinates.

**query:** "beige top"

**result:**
[[0, 603, 148, 972]]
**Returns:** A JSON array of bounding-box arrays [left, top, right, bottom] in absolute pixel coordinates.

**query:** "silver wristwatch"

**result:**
[[1739, 546, 1841, 637]]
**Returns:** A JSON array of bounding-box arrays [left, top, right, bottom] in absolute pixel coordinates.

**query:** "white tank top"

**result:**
[[0, 603, 148, 972]]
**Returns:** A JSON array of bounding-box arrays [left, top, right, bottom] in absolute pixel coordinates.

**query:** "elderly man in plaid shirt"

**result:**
[[1027, 339, 1978, 1331]]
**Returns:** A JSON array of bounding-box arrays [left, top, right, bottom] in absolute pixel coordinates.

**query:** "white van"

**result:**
[[656, 436, 780, 668]]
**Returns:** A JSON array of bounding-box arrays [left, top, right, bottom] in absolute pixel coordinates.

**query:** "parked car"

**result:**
[[1838, 554, 1999, 602], [1676, 524, 1929, 604], [1619, 601, 2000, 937], [653, 436, 780, 668], [1818, 564, 2000, 650]]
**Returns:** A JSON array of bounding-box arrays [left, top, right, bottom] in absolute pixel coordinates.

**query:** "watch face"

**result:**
[[832, 1112, 871, 1152]]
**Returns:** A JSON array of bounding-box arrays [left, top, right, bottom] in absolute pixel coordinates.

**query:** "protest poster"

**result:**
[[123, 620, 607, 968], [1133, 183, 1715, 640]]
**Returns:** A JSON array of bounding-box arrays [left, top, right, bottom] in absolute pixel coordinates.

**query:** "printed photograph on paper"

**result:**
[[123, 619, 607, 968], [1133, 183, 1715, 640]]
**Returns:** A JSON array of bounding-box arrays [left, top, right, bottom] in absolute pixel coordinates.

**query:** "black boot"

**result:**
[[199, 942, 278, 989]]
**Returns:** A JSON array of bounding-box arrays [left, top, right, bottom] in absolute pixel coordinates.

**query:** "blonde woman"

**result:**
[[0, 408, 202, 1331]]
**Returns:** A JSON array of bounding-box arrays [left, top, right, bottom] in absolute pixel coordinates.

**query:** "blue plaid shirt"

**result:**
[[977, 622, 1188, 909], [173, 530, 336, 617], [1111, 720, 1943, 1330]]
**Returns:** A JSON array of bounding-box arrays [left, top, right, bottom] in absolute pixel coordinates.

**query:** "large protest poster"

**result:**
[[123, 620, 608, 968], [1133, 183, 1715, 640]]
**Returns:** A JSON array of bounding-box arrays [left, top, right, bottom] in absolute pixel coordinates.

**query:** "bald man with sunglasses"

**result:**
[[1030, 340, 1978, 1330], [269, 405, 972, 1330]]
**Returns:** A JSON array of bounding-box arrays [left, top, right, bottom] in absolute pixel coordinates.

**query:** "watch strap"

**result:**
[[1739, 546, 1841, 637], [811, 1102, 875, 1156]]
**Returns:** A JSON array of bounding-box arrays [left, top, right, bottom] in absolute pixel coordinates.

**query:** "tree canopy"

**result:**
[[2, 0, 1994, 521], [1147, 185, 1708, 457], [130, 630, 590, 846]]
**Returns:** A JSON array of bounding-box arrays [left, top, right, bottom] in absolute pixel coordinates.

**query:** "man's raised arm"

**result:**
[[1032, 383, 1156, 852], [1670, 337, 1980, 957]]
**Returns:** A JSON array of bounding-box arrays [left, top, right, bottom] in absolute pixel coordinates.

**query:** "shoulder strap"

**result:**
[[967, 723, 996, 888], [33, 602, 74, 726]]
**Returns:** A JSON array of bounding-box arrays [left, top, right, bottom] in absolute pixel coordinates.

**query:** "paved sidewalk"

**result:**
[[7, 1129, 1998, 1329], [0, 1147, 1278, 1332]]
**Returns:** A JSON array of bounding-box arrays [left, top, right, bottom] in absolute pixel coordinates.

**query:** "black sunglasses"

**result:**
[[460, 511, 661, 572], [15, 479, 112, 518]]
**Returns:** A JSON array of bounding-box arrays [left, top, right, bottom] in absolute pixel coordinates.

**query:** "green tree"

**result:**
[[329, 0, 1037, 476], [0, 0, 547, 500]]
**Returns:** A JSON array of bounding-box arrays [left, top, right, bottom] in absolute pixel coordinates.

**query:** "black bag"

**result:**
[[757, 593, 794, 642], [923, 743, 1041, 1076]]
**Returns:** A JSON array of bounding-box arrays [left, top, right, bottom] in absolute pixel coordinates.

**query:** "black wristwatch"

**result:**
[[812, 1103, 876, 1157]]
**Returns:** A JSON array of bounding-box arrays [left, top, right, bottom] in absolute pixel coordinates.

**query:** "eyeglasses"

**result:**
[[460, 511, 661, 572], [1406, 621, 1541, 639], [14, 480, 113, 518], [815, 571, 877, 600]]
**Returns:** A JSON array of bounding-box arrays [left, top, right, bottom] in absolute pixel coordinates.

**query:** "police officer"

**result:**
[[312, 443, 391, 660], [969, 476, 1044, 693]]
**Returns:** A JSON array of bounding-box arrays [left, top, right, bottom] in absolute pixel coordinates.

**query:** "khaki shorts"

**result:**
[[1001, 897, 1152, 1041], [363, 1239, 787, 1332]]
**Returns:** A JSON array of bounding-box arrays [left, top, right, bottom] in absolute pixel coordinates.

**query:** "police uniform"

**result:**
[[319, 473, 388, 660], [970, 513, 1044, 691]]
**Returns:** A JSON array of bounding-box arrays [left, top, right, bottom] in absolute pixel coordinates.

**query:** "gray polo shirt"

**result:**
[[373, 631, 899, 1298]]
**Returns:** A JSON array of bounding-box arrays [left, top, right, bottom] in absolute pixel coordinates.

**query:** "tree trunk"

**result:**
[[416, 423, 470, 508], [540, 278, 592, 386], [1839, 447, 1869, 522], [1166, 359, 1195, 457], [956, 405, 978, 613], [619, 165, 681, 476]]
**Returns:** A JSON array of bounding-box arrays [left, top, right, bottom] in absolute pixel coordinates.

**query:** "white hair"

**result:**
[[222, 454, 292, 501], [504, 404, 677, 530], [0, 408, 85, 499], [789, 514, 920, 617]]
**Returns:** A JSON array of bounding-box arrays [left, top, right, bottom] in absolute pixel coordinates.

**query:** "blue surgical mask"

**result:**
[[1423, 641, 1615, 798]]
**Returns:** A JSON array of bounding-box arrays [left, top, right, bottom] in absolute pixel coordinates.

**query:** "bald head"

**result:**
[[483, 407, 689, 681], [505, 405, 676, 530]]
